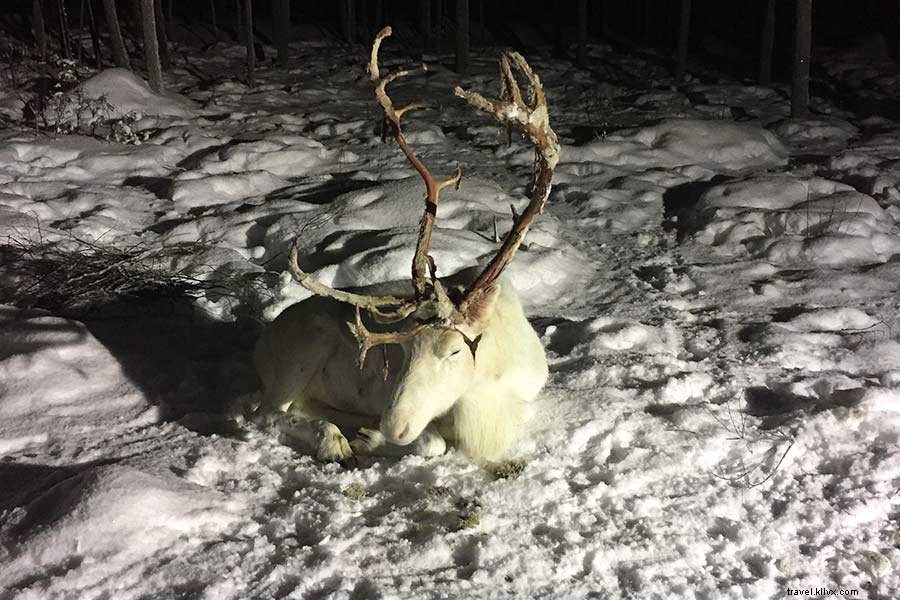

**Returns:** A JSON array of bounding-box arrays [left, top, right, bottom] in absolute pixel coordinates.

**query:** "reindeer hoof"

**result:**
[[316, 427, 354, 463], [412, 430, 447, 457], [350, 427, 384, 456]]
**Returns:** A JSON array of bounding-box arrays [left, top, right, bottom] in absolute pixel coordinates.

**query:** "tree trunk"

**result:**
[[642, 0, 651, 42], [632, 0, 641, 40], [243, 0, 255, 87], [275, 0, 289, 66], [600, 0, 610, 38], [347, 0, 357, 44], [77, 0, 85, 63], [166, 0, 174, 39], [791, 0, 812, 117], [420, 0, 431, 53], [478, 0, 485, 41], [57, 0, 72, 59], [140, 0, 163, 91], [102, 0, 131, 69], [236, 0, 244, 44], [675, 0, 691, 79], [435, 0, 443, 35], [341, 0, 355, 43], [153, 0, 170, 68], [456, 0, 469, 75], [576, 0, 587, 67], [209, 0, 218, 40], [86, 0, 103, 68], [374, 0, 383, 31], [33, 0, 48, 61], [759, 0, 776, 85], [553, 0, 565, 58]]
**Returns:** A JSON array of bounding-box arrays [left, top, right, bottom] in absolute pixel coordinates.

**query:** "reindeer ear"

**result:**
[[461, 283, 501, 331]]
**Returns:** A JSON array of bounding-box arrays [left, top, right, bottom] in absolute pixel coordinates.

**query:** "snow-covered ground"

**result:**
[[1, 32, 900, 600]]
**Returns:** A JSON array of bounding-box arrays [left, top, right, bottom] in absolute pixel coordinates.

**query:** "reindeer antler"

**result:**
[[347, 306, 429, 369], [370, 27, 462, 304], [287, 28, 558, 369], [287, 243, 415, 321], [453, 53, 560, 315]]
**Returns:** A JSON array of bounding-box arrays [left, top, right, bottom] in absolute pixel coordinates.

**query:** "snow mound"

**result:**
[[553, 184, 663, 232], [263, 176, 564, 258], [560, 119, 789, 174], [685, 84, 780, 107], [184, 135, 358, 179], [260, 176, 592, 317], [0, 135, 181, 185], [75, 68, 197, 118], [403, 122, 446, 145], [0, 184, 164, 240], [741, 311, 900, 379], [0, 307, 153, 456], [828, 128, 900, 196], [167, 135, 358, 208], [686, 175, 900, 267], [0, 464, 243, 599], [770, 117, 857, 151], [776, 307, 880, 333], [171, 170, 290, 208]]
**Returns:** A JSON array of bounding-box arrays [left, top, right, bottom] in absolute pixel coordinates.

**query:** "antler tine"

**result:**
[[288, 242, 416, 322], [453, 52, 560, 315], [347, 306, 430, 369], [508, 51, 544, 107], [369, 26, 462, 302], [499, 55, 524, 107]]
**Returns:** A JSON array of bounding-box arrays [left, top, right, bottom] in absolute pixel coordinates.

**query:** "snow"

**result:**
[[75, 68, 197, 119], [0, 308, 156, 456], [559, 118, 788, 174], [1, 464, 245, 600], [1, 32, 900, 600]]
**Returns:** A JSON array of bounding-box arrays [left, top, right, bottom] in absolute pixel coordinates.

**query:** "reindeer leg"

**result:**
[[351, 424, 446, 458], [275, 410, 354, 463]]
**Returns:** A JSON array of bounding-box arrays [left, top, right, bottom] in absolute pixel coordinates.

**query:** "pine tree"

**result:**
[[153, 0, 170, 69], [675, 0, 692, 79], [102, 0, 131, 69], [33, 0, 48, 61], [576, 0, 587, 68], [57, 0, 72, 59], [139, 0, 164, 91], [456, 0, 469, 75], [243, 0, 255, 87], [791, 0, 812, 117], [274, 0, 289, 66], [86, 0, 103, 68], [419, 0, 431, 53]]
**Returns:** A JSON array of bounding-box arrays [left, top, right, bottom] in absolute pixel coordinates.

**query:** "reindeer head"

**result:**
[[287, 27, 559, 445], [379, 282, 501, 445]]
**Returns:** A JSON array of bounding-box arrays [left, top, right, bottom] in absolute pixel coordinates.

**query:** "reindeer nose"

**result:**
[[395, 424, 412, 444], [382, 417, 414, 446]]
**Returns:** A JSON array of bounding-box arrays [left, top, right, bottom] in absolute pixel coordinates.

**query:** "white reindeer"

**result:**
[[254, 27, 560, 462]]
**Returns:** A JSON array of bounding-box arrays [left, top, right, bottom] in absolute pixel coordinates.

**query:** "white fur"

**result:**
[[253, 280, 548, 461]]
